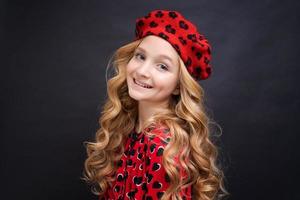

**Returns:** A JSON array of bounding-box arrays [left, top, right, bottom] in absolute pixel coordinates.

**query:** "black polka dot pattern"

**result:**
[[102, 125, 192, 199], [155, 11, 164, 18], [134, 9, 212, 81]]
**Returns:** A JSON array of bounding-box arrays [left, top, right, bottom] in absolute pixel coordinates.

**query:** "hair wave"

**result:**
[[83, 37, 229, 200]]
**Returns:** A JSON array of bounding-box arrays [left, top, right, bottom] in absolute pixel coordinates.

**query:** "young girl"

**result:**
[[83, 9, 228, 200]]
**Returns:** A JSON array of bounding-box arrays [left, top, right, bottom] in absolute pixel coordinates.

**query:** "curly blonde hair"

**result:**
[[83, 37, 229, 200]]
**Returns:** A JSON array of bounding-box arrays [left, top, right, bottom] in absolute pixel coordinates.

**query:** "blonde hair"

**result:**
[[83, 37, 229, 200]]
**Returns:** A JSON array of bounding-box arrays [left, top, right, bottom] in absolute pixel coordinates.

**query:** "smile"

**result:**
[[133, 78, 153, 89]]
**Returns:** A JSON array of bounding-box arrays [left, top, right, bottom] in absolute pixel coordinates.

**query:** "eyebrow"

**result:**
[[135, 46, 175, 65]]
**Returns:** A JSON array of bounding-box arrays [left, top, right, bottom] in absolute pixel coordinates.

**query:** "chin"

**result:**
[[128, 90, 142, 101]]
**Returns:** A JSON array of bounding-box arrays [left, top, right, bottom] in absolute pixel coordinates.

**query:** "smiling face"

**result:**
[[126, 35, 180, 107]]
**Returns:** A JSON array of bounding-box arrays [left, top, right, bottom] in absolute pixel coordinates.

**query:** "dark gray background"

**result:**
[[2, 0, 299, 199]]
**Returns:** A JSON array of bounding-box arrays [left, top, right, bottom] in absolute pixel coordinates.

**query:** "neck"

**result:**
[[135, 100, 169, 133]]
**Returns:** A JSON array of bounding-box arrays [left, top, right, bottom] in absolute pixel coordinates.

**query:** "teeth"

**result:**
[[134, 79, 152, 88]]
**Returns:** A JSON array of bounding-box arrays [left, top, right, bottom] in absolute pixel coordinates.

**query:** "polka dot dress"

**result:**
[[102, 126, 192, 200]]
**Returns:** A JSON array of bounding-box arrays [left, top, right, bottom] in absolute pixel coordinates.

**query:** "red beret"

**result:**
[[134, 9, 212, 81]]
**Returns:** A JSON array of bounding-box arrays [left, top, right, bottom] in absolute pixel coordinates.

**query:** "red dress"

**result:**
[[102, 126, 192, 200]]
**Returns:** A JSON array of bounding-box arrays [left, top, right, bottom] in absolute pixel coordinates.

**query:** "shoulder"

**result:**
[[141, 125, 172, 166], [144, 124, 171, 147], [146, 124, 189, 175]]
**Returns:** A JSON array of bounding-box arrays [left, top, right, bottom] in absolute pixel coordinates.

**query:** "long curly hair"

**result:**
[[83, 37, 229, 200]]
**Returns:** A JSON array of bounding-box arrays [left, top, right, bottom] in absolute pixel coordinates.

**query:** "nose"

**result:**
[[136, 61, 151, 78]]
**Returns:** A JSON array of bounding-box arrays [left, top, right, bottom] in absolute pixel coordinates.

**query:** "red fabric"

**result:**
[[102, 126, 192, 200], [134, 9, 212, 81]]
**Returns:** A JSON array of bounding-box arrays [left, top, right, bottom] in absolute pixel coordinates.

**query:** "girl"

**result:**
[[83, 9, 228, 200]]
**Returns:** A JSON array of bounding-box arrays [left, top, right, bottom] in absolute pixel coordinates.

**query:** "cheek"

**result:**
[[154, 77, 177, 91], [126, 59, 138, 74], [126, 63, 134, 75]]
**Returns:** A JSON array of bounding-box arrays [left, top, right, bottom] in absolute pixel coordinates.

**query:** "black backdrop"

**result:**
[[2, 0, 300, 199]]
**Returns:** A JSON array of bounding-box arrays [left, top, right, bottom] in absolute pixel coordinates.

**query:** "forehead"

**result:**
[[137, 35, 179, 65]]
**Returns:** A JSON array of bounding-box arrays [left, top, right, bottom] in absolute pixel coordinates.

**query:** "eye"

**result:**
[[134, 53, 145, 61], [158, 64, 169, 71]]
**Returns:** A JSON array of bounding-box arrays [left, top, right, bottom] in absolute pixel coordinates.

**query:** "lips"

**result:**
[[133, 78, 153, 89]]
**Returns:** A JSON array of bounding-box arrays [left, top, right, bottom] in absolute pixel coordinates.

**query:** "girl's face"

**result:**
[[126, 35, 180, 106]]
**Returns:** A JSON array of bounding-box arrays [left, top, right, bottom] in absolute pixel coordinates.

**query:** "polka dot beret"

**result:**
[[134, 9, 212, 81]]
